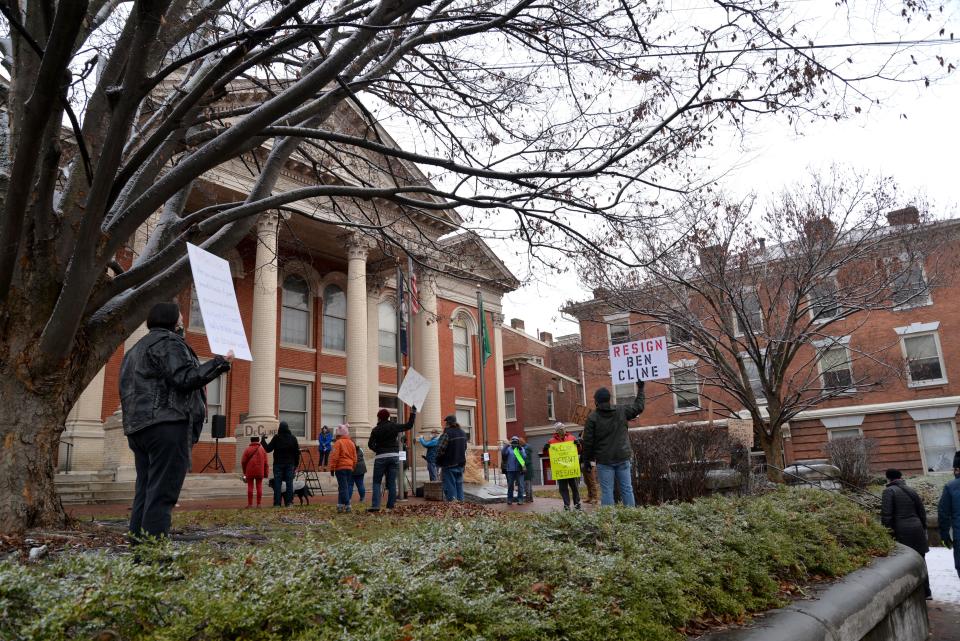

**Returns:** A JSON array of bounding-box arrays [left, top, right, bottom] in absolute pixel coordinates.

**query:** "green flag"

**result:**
[[479, 296, 492, 366]]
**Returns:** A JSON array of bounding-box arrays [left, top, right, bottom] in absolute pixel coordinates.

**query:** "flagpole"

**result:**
[[396, 261, 406, 500], [477, 285, 490, 481], [407, 256, 417, 492]]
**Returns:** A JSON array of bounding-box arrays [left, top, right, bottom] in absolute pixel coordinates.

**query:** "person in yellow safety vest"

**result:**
[[500, 435, 527, 505]]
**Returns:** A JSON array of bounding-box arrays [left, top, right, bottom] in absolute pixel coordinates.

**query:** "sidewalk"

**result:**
[[929, 601, 960, 640]]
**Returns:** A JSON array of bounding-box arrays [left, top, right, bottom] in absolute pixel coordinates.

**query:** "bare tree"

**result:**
[[0, 0, 948, 532], [577, 171, 960, 474]]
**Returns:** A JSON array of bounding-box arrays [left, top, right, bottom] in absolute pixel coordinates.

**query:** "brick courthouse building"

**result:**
[[57, 94, 518, 483], [567, 212, 960, 477]]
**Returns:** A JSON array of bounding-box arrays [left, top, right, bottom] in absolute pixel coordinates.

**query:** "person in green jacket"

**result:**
[[581, 381, 645, 506]]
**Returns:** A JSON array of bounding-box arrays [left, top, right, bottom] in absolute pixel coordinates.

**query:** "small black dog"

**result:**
[[267, 477, 314, 505]]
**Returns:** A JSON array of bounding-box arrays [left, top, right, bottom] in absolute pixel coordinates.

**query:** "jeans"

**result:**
[[442, 465, 465, 501], [557, 477, 581, 508], [127, 421, 192, 538], [506, 470, 525, 504], [426, 458, 439, 482], [335, 470, 353, 508], [371, 456, 399, 509], [351, 474, 366, 502], [596, 461, 635, 507], [273, 463, 295, 506]]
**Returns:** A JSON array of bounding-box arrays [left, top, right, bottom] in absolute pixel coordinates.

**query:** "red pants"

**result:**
[[246, 477, 264, 506]]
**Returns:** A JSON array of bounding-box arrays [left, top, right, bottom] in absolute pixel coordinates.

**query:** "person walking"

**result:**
[[501, 436, 527, 505], [119, 302, 232, 539], [418, 429, 441, 481], [367, 406, 417, 512], [263, 421, 300, 507], [318, 426, 333, 471], [543, 423, 581, 511], [881, 469, 930, 597], [329, 424, 358, 513], [241, 436, 270, 508], [939, 465, 960, 580], [436, 415, 468, 502], [582, 381, 645, 507], [519, 436, 534, 503], [352, 443, 367, 504]]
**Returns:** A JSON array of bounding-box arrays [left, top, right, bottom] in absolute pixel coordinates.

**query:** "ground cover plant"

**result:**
[[0, 489, 892, 641]]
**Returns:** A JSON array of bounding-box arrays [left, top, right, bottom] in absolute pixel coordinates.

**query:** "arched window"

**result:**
[[452, 316, 472, 374], [281, 275, 311, 345], [322, 284, 347, 351], [378, 300, 397, 363]]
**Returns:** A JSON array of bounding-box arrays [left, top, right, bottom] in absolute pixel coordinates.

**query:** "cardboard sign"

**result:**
[[609, 336, 669, 384], [186, 243, 252, 360], [397, 367, 430, 412], [726, 418, 754, 447], [549, 441, 581, 480]]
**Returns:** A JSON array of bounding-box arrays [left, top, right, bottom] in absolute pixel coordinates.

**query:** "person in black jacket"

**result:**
[[881, 469, 931, 597], [582, 381, 644, 507], [263, 421, 301, 507], [367, 406, 417, 512], [119, 302, 232, 538], [435, 415, 468, 502]]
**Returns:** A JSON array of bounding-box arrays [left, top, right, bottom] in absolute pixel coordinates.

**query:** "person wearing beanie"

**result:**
[[329, 424, 358, 513], [317, 425, 333, 471], [119, 301, 233, 538], [582, 380, 645, 507], [542, 423, 582, 511], [880, 469, 931, 596], [241, 436, 270, 507], [367, 404, 417, 512], [263, 421, 301, 507], [435, 414, 468, 502], [501, 435, 527, 505], [418, 428, 442, 482]]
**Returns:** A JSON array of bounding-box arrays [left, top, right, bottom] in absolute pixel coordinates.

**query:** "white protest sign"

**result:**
[[609, 336, 670, 385], [399, 451, 407, 462], [397, 367, 430, 411], [186, 243, 253, 361]]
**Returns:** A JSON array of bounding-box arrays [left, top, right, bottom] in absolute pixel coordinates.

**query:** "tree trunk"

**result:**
[[0, 377, 70, 534], [756, 420, 786, 483]]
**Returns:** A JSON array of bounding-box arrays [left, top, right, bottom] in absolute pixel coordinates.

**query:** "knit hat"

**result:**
[[377, 408, 391, 421], [885, 468, 902, 480], [250, 436, 260, 443], [444, 415, 457, 426], [278, 421, 290, 434], [594, 387, 611, 404], [146, 302, 180, 330], [510, 436, 520, 444], [553, 422, 566, 434], [336, 424, 350, 437]]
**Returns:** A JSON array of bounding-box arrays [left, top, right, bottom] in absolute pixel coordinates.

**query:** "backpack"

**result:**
[[354, 445, 367, 476], [435, 432, 450, 462]]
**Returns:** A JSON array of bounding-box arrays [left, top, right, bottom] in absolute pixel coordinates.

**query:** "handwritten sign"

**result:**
[[609, 336, 670, 385], [549, 441, 582, 480], [397, 367, 430, 411], [726, 418, 754, 447], [187, 243, 252, 360]]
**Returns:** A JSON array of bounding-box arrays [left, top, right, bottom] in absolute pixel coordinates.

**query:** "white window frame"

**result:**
[[278, 381, 311, 439], [378, 300, 398, 365], [667, 322, 692, 345], [915, 419, 959, 474], [321, 386, 346, 432], [809, 275, 841, 323], [733, 287, 762, 337], [670, 361, 700, 413], [890, 255, 933, 311], [200, 368, 226, 439], [280, 274, 313, 347], [607, 318, 631, 346], [739, 352, 767, 406], [322, 284, 347, 353], [813, 336, 855, 394], [613, 382, 635, 405], [826, 427, 863, 441], [547, 389, 556, 420], [504, 388, 517, 422], [896, 324, 947, 388], [452, 315, 473, 374], [455, 405, 475, 438]]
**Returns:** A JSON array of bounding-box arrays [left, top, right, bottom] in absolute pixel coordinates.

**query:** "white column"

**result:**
[[345, 234, 371, 438], [492, 312, 507, 444], [61, 367, 107, 472], [245, 211, 281, 432], [415, 273, 442, 431], [366, 280, 382, 427]]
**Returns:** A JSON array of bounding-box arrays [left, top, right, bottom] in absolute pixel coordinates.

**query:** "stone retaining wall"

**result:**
[[696, 544, 928, 641]]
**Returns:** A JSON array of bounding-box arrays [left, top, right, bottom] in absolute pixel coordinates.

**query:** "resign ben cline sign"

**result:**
[[609, 337, 670, 385]]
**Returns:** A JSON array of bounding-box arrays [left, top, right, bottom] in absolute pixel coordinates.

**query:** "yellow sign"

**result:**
[[549, 441, 582, 480]]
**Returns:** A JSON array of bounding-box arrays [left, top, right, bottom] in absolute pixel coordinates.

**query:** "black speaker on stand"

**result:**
[[201, 414, 227, 473]]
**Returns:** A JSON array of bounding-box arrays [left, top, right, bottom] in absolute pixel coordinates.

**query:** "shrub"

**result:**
[[824, 436, 877, 488], [0, 490, 891, 641], [630, 423, 735, 504]]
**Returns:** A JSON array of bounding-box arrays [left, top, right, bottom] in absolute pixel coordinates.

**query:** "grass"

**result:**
[[1, 488, 892, 641]]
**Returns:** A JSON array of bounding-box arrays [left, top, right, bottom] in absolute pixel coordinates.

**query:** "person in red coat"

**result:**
[[241, 436, 270, 507], [542, 423, 582, 511]]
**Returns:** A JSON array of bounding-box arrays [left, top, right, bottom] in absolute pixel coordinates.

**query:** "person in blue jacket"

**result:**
[[418, 428, 441, 481], [938, 464, 960, 580], [318, 425, 333, 471]]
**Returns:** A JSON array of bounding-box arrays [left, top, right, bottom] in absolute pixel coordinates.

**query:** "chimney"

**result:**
[[539, 331, 553, 344], [698, 244, 725, 268], [887, 206, 920, 227], [510, 318, 525, 331], [803, 216, 836, 242], [592, 287, 608, 299]]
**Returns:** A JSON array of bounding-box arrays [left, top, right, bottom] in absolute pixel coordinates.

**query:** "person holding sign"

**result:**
[[367, 406, 417, 512], [500, 436, 527, 505], [120, 302, 233, 538], [542, 423, 582, 511], [582, 381, 645, 507]]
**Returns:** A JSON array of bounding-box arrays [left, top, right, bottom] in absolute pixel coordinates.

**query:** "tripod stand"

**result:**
[[200, 437, 226, 473]]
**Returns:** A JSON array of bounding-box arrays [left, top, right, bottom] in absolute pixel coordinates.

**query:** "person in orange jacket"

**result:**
[[241, 436, 270, 507], [542, 423, 582, 511], [329, 424, 358, 513]]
